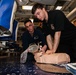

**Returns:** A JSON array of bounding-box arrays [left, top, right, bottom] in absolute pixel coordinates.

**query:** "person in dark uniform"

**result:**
[[36, 22, 48, 37], [21, 19, 47, 62], [32, 3, 76, 62], [36, 22, 43, 32]]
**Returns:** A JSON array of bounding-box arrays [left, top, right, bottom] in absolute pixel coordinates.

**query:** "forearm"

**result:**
[[46, 35, 53, 50], [42, 45, 47, 51], [52, 39, 60, 53], [52, 31, 61, 52]]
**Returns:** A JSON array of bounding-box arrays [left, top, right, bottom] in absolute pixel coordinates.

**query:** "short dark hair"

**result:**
[[24, 19, 32, 25], [32, 3, 44, 14]]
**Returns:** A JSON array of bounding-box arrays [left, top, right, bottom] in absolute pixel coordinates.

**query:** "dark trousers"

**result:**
[[26, 52, 35, 62]]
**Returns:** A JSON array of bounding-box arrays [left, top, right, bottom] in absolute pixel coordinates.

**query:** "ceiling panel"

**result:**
[[15, 0, 76, 22], [30, 0, 57, 5]]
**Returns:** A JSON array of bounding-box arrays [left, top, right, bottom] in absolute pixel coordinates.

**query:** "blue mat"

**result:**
[[0, 57, 72, 75]]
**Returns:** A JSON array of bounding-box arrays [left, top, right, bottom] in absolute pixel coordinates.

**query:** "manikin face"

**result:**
[[25, 22, 34, 33], [34, 8, 46, 21]]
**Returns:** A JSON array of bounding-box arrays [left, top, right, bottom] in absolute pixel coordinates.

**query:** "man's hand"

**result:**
[[40, 45, 47, 53], [46, 50, 55, 54]]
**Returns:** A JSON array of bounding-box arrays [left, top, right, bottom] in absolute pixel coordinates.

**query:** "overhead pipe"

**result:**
[[67, 7, 76, 21]]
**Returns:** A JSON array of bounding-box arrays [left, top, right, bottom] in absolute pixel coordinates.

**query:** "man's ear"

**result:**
[[32, 23, 34, 26], [43, 8, 45, 11]]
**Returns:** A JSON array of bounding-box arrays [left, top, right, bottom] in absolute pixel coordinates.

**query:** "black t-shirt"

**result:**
[[21, 29, 47, 50], [44, 10, 76, 41], [36, 23, 48, 37]]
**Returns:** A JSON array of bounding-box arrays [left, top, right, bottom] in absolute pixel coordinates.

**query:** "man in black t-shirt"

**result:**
[[21, 19, 47, 62], [32, 3, 76, 62]]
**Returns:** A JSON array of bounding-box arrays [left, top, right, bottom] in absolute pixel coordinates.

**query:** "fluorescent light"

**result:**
[[30, 18, 34, 23], [19, 0, 22, 2], [22, 6, 33, 10], [56, 6, 62, 10]]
